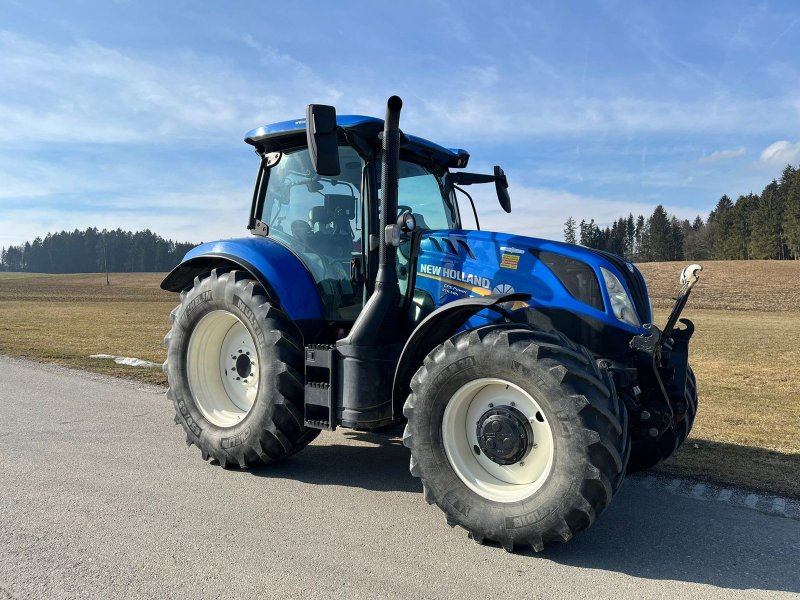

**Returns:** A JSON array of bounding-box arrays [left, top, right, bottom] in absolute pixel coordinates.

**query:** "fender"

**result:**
[[160, 237, 324, 330], [391, 292, 531, 414]]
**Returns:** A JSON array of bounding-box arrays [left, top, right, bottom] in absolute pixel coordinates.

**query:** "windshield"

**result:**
[[378, 160, 459, 230]]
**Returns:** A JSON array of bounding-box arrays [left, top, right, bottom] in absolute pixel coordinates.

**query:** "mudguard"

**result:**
[[160, 237, 324, 331], [391, 292, 531, 412]]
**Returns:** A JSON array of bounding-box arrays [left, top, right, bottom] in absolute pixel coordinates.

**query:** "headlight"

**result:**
[[600, 267, 641, 327]]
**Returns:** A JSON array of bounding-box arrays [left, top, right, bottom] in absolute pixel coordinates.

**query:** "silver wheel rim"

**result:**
[[187, 310, 259, 428], [441, 378, 555, 503]]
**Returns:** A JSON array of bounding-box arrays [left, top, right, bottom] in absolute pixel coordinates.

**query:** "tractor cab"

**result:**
[[241, 113, 509, 334]]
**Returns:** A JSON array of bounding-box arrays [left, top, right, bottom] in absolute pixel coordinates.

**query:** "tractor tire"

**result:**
[[626, 365, 698, 473], [402, 325, 629, 552], [163, 268, 318, 468]]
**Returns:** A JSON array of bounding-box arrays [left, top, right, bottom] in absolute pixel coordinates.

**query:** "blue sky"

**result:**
[[2, 0, 800, 246]]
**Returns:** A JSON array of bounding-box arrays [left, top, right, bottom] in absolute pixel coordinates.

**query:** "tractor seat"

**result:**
[[307, 205, 351, 259]]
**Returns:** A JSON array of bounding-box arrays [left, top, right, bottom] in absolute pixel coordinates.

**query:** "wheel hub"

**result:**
[[476, 406, 534, 465], [234, 353, 252, 378]]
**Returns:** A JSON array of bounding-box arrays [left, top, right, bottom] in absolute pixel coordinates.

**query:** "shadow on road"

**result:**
[[655, 438, 800, 499], [246, 429, 421, 493], [540, 482, 800, 594], [244, 430, 798, 594]]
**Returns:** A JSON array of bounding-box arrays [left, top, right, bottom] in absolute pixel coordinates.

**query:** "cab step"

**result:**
[[303, 344, 337, 431]]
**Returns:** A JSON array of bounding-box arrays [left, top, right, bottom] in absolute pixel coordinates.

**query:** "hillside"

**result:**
[[638, 260, 800, 312]]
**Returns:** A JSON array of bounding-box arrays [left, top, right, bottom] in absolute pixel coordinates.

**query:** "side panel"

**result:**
[[412, 230, 647, 335], [161, 237, 324, 325]]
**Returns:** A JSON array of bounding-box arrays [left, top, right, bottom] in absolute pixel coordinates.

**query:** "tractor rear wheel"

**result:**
[[403, 325, 629, 552], [163, 268, 318, 468], [626, 365, 698, 473]]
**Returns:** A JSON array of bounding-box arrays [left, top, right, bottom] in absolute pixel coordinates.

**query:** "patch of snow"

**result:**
[[89, 354, 160, 368]]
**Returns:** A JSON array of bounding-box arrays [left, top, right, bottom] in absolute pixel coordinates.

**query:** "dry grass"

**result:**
[[638, 260, 800, 311], [1, 265, 798, 497], [638, 261, 800, 496], [0, 273, 172, 385], [651, 308, 800, 497]]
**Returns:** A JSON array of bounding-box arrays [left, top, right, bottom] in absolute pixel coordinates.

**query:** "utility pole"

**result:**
[[103, 237, 109, 285]]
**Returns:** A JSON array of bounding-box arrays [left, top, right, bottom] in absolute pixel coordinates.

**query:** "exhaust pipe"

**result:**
[[344, 95, 403, 345], [331, 96, 404, 428], [376, 95, 403, 288]]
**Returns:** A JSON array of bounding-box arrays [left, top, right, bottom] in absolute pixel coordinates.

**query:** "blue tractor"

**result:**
[[162, 96, 702, 551]]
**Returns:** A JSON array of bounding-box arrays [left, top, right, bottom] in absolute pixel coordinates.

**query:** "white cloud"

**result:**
[[0, 30, 339, 145], [759, 140, 800, 165], [698, 147, 746, 163]]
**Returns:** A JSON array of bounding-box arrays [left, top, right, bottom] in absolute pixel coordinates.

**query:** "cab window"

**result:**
[[262, 146, 365, 321]]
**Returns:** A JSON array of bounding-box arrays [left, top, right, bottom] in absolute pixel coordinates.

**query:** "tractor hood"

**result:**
[[413, 229, 651, 334]]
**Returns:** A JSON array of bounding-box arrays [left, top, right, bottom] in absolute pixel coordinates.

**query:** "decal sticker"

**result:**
[[417, 263, 492, 296], [493, 284, 528, 310], [500, 253, 520, 269], [493, 284, 515, 294], [499, 246, 525, 254]]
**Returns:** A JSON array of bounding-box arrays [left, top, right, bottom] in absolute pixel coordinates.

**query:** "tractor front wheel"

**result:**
[[403, 325, 629, 552]]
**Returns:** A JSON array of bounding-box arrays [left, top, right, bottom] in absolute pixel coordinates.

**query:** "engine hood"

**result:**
[[412, 229, 651, 333]]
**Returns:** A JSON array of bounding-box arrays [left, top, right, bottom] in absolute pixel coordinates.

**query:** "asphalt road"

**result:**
[[1, 356, 798, 600]]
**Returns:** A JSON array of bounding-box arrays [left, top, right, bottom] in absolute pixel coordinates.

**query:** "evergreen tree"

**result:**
[[563, 216, 577, 244], [785, 167, 800, 259], [625, 214, 636, 260], [634, 215, 646, 260], [645, 205, 671, 261], [749, 181, 782, 259]]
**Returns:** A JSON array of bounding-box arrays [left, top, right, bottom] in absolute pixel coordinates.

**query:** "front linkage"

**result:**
[[627, 264, 703, 440]]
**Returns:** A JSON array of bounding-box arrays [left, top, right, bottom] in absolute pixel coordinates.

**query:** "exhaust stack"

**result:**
[[345, 95, 403, 345]]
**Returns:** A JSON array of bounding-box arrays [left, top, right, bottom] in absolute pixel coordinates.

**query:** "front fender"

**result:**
[[160, 238, 324, 326], [391, 292, 530, 414]]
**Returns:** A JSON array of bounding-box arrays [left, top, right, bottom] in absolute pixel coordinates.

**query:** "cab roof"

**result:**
[[244, 114, 470, 169]]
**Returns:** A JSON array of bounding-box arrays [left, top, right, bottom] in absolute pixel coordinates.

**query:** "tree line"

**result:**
[[564, 164, 800, 261], [0, 228, 198, 273]]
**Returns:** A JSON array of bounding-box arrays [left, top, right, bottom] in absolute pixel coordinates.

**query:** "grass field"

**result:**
[[1, 263, 798, 497]]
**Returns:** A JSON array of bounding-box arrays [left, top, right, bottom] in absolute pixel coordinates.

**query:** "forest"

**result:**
[[565, 164, 800, 261], [0, 228, 197, 273]]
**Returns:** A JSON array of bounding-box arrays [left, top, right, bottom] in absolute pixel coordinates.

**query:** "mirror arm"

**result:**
[[453, 184, 480, 230], [449, 172, 496, 186]]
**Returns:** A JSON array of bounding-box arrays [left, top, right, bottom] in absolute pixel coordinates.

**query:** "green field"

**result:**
[[1, 263, 798, 497]]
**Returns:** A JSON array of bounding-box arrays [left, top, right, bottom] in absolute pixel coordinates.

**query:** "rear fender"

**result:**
[[391, 292, 530, 416], [160, 238, 324, 338]]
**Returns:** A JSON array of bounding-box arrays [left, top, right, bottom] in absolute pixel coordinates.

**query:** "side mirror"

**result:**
[[494, 165, 511, 213], [305, 104, 341, 176]]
